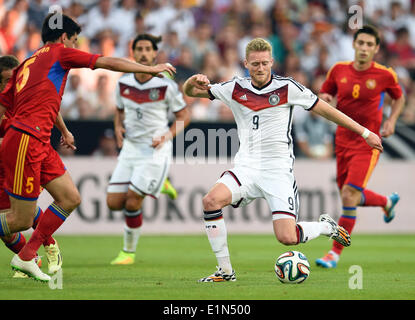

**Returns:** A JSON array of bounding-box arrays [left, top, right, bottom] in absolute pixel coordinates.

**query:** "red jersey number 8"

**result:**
[[352, 84, 360, 99], [16, 56, 37, 93]]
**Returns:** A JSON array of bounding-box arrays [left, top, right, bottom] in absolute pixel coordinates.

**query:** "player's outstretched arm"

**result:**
[[312, 98, 383, 152], [95, 57, 176, 77], [183, 74, 211, 98]]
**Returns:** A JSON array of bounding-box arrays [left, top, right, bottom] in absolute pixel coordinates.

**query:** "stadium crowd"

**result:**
[[1, 0, 415, 156]]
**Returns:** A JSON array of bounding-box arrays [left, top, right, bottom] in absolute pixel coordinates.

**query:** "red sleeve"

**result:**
[[384, 68, 403, 100], [320, 64, 338, 96], [0, 71, 15, 110], [58, 47, 101, 70]]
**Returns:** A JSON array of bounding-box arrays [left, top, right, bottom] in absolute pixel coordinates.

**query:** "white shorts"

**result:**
[[107, 154, 171, 198], [216, 166, 299, 221]]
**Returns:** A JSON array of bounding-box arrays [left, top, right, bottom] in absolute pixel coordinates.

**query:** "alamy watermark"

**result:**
[[348, 5, 363, 30], [48, 269, 63, 290], [348, 265, 363, 289], [48, 5, 63, 30]]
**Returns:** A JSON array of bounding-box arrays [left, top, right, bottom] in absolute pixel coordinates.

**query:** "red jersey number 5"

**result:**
[[16, 57, 37, 93]]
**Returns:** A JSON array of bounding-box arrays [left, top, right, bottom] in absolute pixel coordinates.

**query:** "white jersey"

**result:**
[[116, 73, 186, 146], [209, 75, 318, 170]]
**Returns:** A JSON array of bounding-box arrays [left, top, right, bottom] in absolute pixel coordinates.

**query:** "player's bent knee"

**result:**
[[275, 232, 298, 246], [341, 185, 360, 205], [125, 196, 144, 212], [10, 215, 33, 232], [202, 194, 222, 211], [63, 190, 81, 211], [107, 196, 125, 211]]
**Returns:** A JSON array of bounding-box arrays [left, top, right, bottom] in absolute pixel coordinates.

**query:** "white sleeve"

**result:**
[[115, 82, 124, 110], [288, 81, 319, 111], [167, 81, 186, 112], [208, 79, 235, 106]]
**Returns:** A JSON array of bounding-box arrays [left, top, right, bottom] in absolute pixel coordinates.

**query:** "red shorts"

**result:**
[[1, 127, 66, 200], [335, 145, 380, 191], [0, 157, 10, 210]]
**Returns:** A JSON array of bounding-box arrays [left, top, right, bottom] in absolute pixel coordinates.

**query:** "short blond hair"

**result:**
[[245, 38, 272, 59]]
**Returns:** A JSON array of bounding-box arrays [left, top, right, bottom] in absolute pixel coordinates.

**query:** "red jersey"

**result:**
[[0, 43, 100, 142], [320, 61, 403, 150]]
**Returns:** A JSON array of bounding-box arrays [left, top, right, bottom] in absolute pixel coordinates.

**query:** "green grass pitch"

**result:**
[[0, 234, 414, 300]]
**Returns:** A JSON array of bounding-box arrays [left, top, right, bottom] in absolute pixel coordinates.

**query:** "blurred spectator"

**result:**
[[112, 0, 137, 57], [28, 0, 47, 31], [294, 74, 334, 159], [174, 45, 198, 85], [0, 9, 18, 54], [82, 0, 118, 42], [167, 0, 195, 44], [294, 110, 334, 160], [144, 0, 177, 37], [85, 74, 116, 120], [219, 46, 244, 80], [215, 21, 240, 57], [387, 27, 415, 70], [91, 129, 119, 157], [379, 1, 410, 44], [160, 30, 182, 64], [184, 20, 218, 70], [61, 74, 89, 120], [191, 0, 223, 35], [200, 50, 222, 83], [313, 46, 331, 78], [299, 40, 319, 76]]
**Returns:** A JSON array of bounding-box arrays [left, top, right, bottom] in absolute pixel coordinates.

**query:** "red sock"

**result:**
[[125, 209, 143, 228], [360, 189, 387, 207], [19, 203, 69, 261], [2, 232, 26, 254], [332, 214, 356, 255], [32, 207, 55, 246]]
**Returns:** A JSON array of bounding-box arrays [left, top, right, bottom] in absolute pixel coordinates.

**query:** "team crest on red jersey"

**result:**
[[366, 79, 376, 89]]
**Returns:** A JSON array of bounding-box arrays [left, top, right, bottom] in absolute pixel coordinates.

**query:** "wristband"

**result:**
[[361, 128, 370, 139]]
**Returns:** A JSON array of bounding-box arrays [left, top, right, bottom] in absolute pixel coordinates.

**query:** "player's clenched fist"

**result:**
[[191, 74, 211, 90], [151, 63, 176, 78]]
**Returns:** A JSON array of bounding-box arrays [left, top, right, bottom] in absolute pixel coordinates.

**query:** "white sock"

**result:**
[[328, 250, 340, 262], [123, 224, 141, 253], [297, 221, 331, 242], [204, 210, 233, 274], [384, 197, 392, 209]]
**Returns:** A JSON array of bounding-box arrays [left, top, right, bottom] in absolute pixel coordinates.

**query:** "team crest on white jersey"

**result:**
[[269, 94, 280, 105], [149, 88, 160, 101]]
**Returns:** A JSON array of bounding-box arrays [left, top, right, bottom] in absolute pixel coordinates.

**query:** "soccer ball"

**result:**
[[274, 250, 310, 284]]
